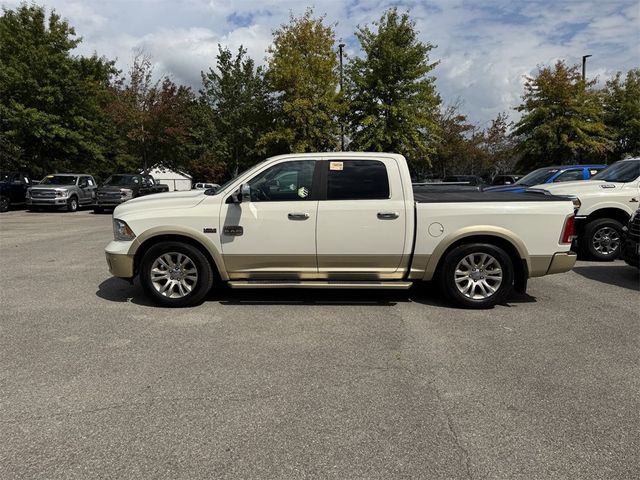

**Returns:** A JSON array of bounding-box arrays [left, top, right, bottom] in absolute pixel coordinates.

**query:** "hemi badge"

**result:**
[[203, 227, 217, 233]]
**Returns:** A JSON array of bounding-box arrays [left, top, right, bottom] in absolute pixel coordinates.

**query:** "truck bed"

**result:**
[[413, 190, 568, 203]]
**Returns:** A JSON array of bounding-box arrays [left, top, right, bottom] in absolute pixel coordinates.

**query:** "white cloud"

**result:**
[[1, 0, 637, 125]]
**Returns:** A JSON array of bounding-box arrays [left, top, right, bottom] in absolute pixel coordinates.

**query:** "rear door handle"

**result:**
[[288, 212, 309, 220], [377, 212, 399, 220]]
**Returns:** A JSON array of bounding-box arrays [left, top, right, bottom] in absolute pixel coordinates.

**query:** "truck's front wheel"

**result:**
[[67, 196, 78, 212], [0, 196, 9, 213], [580, 218, 622, 261], [140, 241, 214, 308], [439, 243, 514, 309]]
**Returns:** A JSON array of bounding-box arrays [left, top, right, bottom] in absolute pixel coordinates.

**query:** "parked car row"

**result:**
[[0, 172, 169, 213]]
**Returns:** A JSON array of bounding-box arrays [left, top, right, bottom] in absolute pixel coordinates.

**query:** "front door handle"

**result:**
[[288, 212, 309, 220], [377, 212, 399, 220]]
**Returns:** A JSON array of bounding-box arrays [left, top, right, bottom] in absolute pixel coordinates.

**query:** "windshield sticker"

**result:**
[[330, 161, 343, 171], [297, 186, 309, 198]]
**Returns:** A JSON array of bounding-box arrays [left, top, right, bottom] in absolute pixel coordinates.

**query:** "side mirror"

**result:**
[[230, 183, 251, 203]]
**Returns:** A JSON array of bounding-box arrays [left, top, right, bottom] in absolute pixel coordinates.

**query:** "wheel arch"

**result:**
[[583, 207, 630, 226], [129, 228, 227, 281], [423, 229, 529, 293]]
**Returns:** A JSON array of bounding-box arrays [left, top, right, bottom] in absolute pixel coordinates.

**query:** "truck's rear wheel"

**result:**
[[439, 243, 514, 308], [140, 241, 213, 308], [580, 218, 622, 261]]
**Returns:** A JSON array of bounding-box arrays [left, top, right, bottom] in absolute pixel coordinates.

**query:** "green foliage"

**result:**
[[602, 68, 640, 161], [199, 45, 272, 177], [0, 4, 117, 177], [513, 61, 613, 170], [345, 8, 440, 173], [108, 54, 195, 174], [261, 9, 339, 153], [478, 113, 518, 175], [430, 102, 477, 178]]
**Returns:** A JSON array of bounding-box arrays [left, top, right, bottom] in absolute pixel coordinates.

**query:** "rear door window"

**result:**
[[327, 160, 390, 200], [554, 169, 584, 182]]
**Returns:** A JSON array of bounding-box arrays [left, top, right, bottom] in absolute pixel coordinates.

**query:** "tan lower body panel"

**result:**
[[106, 252, 134, 278], [529, 252, 577, 277], [529, 255, 554, 277], [224, 254, 406, 280], [546, 252, 577, 274], [229, 280, 413, 289]]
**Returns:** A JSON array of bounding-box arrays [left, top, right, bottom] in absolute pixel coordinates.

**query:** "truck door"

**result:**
[[316, 158, 408, 278], [219, 159, 319, 279]]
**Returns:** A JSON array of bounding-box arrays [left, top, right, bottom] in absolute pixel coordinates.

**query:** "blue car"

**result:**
[[484, 164, 607, 192]]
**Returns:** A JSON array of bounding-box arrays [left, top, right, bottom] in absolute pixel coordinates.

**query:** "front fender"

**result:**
[[128, 225, 228, 280]]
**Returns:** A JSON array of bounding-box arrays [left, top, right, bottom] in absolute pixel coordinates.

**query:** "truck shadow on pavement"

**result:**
[[573, 264, 640, 291], [96, 277, 537, 309]]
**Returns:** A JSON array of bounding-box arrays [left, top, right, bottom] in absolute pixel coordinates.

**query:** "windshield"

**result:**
[[207, 164, 262, 195], [0, 172, 15, 182], [104, 175, 138, 186], [517, 168, 558, 187], [40, 175, 77, 186], [591, 160, 640, 183]]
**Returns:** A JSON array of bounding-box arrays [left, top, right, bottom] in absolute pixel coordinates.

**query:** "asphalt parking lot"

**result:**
[[0, 209, 638, 479]]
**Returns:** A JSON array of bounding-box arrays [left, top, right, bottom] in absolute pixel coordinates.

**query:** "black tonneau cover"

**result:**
[[413, 190, 569, 203]]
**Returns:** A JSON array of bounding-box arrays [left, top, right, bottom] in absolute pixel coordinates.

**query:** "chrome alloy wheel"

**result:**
[[592, 226, 620, 255], [454, 253, 503, 300], [150, 252, 199, 298]]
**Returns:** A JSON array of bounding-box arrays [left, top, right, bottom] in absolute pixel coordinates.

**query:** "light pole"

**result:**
[[582, 54, 592, 81], [338, 43, 345, 151]]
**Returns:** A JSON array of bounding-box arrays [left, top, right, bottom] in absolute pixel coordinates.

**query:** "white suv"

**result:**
[[530, 158, 640, 260]]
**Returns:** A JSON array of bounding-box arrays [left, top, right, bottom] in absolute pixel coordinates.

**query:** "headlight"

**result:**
[[26, 188, 31, 198], [113, 219, 136, 241], [56, 189, 68, 197], [120, 188, 133, 199], [568, 196, 581, 210]]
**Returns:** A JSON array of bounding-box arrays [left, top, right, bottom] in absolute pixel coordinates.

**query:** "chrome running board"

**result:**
[[228, 280, 413, 290]]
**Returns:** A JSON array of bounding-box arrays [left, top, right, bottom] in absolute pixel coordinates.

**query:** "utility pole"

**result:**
[[338, 43, 345, 151], [582, 54, 592, 81]]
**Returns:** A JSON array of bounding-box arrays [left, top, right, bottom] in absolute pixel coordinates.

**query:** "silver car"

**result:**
[[26, 174, 97, 212]]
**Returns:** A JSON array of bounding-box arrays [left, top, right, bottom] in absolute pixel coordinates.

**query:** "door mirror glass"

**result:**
[[230, 183, 250, 203]]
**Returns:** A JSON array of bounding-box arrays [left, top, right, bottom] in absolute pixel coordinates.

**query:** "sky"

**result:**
[[2, 0, 639, 126]]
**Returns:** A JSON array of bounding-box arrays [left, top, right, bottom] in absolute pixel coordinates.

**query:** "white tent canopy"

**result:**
[[145, 166, 192, 191]]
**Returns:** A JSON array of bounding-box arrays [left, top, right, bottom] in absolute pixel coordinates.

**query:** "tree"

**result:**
[[478, 113, 518, 176], [430, 102, 477, 178], [345, 8, 440, 173], [602, 68, 640, 162], [0, 4, 117, 176], [261, 9, 339, 153], [199, 45, 272, 177], [512, 61, 613, 170], [108, 53, 195, 174]]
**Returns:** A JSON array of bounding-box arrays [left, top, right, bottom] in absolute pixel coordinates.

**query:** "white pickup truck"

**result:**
[[105, 153, 577, 308], [529, 158, 640, 260]]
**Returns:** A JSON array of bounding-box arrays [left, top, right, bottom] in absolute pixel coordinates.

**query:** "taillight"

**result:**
[[560, 215, 575, 245]]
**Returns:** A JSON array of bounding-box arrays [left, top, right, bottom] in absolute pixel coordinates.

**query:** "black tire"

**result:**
[[438, 243, 514, 309], [580, 218, 623, 261], [67, 196, 78, 212], [140, 241, 214, 308], [93, 206, 104, 214], [0, 196, 9, 213]]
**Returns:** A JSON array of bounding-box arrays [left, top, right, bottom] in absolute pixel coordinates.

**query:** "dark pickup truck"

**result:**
[[0, 172, 32, 212], [94, 174, 169, 212]]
